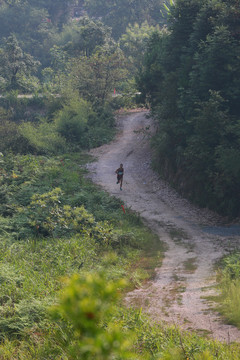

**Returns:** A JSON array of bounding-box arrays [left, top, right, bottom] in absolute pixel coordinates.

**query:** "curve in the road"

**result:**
[[88, 111, 240, 342]]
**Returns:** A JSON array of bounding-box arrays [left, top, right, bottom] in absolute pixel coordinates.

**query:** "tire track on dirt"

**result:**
[[87, 111, 240, 342]]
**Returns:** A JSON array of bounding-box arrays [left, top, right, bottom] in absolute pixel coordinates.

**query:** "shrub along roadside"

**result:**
[[214, 253, 240, 329], [1, 152, 240, 359], [1, 271, 240, 359], [0, 152, 161, 347], [137, 0, 240, 217], [10, 273, 240, 360], [0, 95, 116, 155]]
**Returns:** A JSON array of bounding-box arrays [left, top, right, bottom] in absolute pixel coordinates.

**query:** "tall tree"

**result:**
[[0, 34, 40, 92], [30, 0, 76, 26], [138, 0, 240, 216], [69, 45, 127, 106], [84, 0, 166, 38], [60, 17, 112, 57], [120, 21, 158, 75]]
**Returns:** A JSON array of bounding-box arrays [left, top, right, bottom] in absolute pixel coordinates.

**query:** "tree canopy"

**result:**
[[138, 0, 240, 216], [0, 34, 40, 92]]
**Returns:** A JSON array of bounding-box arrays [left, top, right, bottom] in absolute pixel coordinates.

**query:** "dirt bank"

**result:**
[[87, 111, 240, 342]]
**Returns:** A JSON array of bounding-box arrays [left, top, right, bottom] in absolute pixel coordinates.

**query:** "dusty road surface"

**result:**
[[88, 111, 240, 342]]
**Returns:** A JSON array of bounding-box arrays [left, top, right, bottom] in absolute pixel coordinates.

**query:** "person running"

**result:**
[[115, 163, 124, 190]]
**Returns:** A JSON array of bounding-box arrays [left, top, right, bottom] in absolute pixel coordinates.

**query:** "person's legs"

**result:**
[[120, 177, 123, 190]]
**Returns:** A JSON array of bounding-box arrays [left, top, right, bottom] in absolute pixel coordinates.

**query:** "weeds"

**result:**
[[215, 253, 240, 328], [0, 152, 160, 349], [1, 152, 240, 358]]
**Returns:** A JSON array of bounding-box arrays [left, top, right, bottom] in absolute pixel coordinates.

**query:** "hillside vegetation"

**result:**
[[0, 0, 164, 156], [0, 152, 240, 360], [1, 0, 240, 358], [138, 0, 240, 217]]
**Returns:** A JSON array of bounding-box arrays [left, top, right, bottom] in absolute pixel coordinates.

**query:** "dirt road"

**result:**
[[88, 111, 240, 342]]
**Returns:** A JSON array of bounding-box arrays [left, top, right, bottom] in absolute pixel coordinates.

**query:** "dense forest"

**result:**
[[1, 0, 240, 359], [1, 0, 239, 217], [0, 0, 165, 154], [138, 0, 240, 217]]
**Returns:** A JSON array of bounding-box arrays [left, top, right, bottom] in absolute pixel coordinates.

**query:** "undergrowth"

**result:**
[[216, 253, 240, 329], [0, 152, 160, 352], [0, 152, 240, 358]]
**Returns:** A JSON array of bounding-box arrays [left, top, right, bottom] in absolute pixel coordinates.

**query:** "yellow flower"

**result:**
[[12, 171, 19, 179]]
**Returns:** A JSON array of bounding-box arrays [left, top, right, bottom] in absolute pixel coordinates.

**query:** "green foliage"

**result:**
[[54, 97, 91, 146], [0, 232, 98, 340], [26, 187, 112, 241], [0, 0, 140, 152], [162, 0, 175, 16], [53, 96, 116, 149], [19, 119, 67, 155], [59, 16, 112, 58], [116, 306, 240, 359], [51, 273, 132, 359], [120, 21, 159, 75], [190, 25, 240, 114], [0, 151, 240, 359], [0, 216, 12, 235], [0, 0, 74, 69], [0, 296, 51, 339], [0, 93, 115, 155], [84, 0, 166, 39], [0, 1, 55, 66], [216, 253, 240, 328], [0, 34, 40, 92], [0, 151, 164, 356], [69, 45, 127, 107], [0, 120, 32, 154], [31, 0, 75, 26], [138, 0, 240, 217], [0, 92, 47, 123]]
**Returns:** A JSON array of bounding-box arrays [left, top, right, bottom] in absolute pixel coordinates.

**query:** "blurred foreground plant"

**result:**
[[51, 273, 133, 359]]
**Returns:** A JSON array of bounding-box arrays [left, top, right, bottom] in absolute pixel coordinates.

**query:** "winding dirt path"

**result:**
[[88, 111, 240, 342]]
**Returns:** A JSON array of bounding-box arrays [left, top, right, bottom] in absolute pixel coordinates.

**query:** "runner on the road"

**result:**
[[115, 163, 124, 190]]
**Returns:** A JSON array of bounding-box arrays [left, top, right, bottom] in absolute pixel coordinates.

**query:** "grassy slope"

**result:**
[[0, 152, 240, 358], [0, 152, 161, 357]]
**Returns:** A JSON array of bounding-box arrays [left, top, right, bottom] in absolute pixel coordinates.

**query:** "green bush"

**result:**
[[217, 253, 240, 327], [0, 186, 12, 216], [0, 93, 45, 123], [13, 187, 113, 241], [0, 121, 32, 154], [0, 216, 12, 235], [28, 187, 94, 237], [0, 262, 52, 339], [0, 297, 50, 339], [54, 98, 93, 147], [19, 120, 66, 155], [0, 93, 116, 155], [54, 100, 116, 149], [51, 273, 133, 360], [138, 1, 240, 217], [1, 152, 240, 358]]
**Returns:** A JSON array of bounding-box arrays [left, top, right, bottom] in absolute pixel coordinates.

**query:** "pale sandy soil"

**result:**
[[87, 111, 240, 343]]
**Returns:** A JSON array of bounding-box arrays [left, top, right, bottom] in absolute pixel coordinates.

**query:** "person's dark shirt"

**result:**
[[116, 167, 124, 176]]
